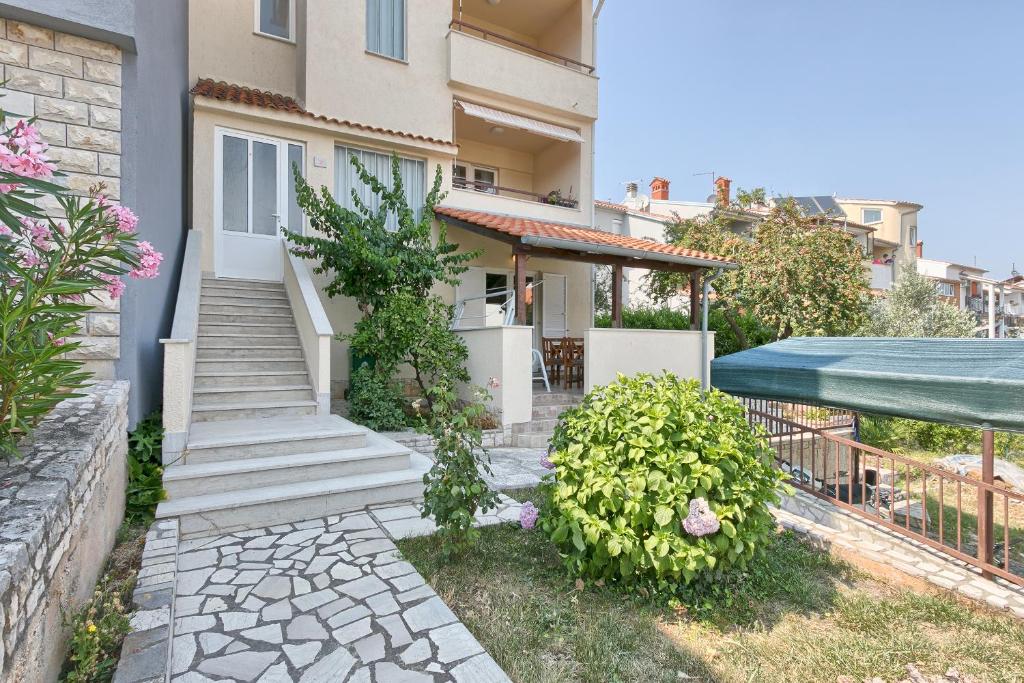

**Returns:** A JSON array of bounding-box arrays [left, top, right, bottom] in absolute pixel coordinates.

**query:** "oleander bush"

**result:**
[[541, 373, 787, 588]]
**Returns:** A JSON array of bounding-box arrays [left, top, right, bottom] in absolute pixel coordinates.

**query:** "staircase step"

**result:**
[[531, 403, 579, 419], [512, 432, 553, 448], [191, 399, 318, 422], [198, 333, 300, 347], [200, 302, 292, 314], [192, 384, 313, 405], [199, 322, 300, 336], [194, 371, 310, 388], [157, 452, 432, 538], [164, 432, 412, 498], [201, 295, 290, 307], [184, 415, 366, 463], [196, 345, 303, 360], [199, 312, 295, 325], [513, 417, 561, 434], [202, 284, 287, 297], [532, 392, 583, 406], [195, 358, 307, 372]]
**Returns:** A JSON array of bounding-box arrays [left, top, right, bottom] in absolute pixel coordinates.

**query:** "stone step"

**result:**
[[191, 399, 318, 423], [164, 432, 412, 498], [184, 415, 366, 463], [196, 345, 304, 360], [194, 370, 311, 389], [199, 312, 295, 325], [531, 403, 579, 419], [199, 322, 300, 336], [532, 392, 583, 406], [201, 283, 287, 297], [200, 301, 292, 315], [513, 417, 561, 434], [201, 294, 290, 307], [198, 333, 301, 347], [156, 452, 432, 538], [195, 358, 308, 373], [512, 432, 553, 448], [192, 384, 313, 406]]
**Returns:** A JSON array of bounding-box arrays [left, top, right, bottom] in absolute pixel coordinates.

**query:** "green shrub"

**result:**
[[347, 365, 407, 432], [861, 414, 1024, 462], [61, 574, 132, 683], [125, 412, 165, 525], [541, 373, 786, 587], [594, 306, 773, 356]]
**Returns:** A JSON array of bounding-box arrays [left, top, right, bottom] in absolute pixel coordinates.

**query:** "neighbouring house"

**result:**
[[834, 196, 922, 275], [0, 0, 189, 426], [1002, 271, 1024, 336], [918, 255, 1013, 338], [157, 0, 734, 536]]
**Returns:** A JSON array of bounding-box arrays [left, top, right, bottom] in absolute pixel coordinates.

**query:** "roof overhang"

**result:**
[[455, 100, 584, 144]]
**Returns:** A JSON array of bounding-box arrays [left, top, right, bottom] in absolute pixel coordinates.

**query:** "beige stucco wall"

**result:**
[[457, 325, 533, 425], [583, 328, 713, 391], [188, 0, 297, 97]]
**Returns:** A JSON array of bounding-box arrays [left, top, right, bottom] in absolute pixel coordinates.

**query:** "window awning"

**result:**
[[455, 100, 584, 144], [711, 337, 1024, 432]]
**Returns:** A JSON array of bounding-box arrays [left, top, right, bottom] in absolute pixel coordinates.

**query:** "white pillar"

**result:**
[[987, 283, 996, 338]]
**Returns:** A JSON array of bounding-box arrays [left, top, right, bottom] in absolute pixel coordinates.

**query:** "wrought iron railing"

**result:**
[[745, 405, 1024, 587], [452, 177, 579, 208]]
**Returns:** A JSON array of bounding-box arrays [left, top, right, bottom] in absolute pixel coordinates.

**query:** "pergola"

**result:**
[[711, 336, 1024, 578], [434, 206, 737, 327]]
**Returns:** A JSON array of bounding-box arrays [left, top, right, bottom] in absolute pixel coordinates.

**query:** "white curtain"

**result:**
[[366, 0, 406, 60], [335, 146, 425, 231]]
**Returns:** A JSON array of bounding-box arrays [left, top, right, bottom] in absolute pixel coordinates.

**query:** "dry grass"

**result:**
[[398, 490, 1024, 683]]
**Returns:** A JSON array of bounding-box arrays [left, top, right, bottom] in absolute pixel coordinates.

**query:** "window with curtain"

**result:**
[[366, 0, 406, 60], [334, 146, 425, 231], [258, 0, 293, 40]]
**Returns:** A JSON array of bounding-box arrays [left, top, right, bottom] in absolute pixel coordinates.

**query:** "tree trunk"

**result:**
[[722, 307, 749, 350]]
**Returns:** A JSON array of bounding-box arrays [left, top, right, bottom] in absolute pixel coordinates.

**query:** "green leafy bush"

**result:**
[[861, 414, 1024, 462], [61, 574, 132, 683], [593, 305, 773, 357], [347, 365, 407, 432], [125, 412, 166, 525], [541, 373, 786, 587]]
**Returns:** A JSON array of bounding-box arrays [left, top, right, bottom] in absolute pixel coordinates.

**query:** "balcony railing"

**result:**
[[449, 19, 595, 74], [453, 177, 579, 208]]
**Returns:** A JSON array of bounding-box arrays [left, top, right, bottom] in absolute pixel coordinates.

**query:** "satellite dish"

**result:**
[[636, 194, 651, 211]]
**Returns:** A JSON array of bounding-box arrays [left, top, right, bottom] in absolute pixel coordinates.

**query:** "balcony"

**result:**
[[869, 262, 894, 290], [448, 0, 597, 119], [450, 100, 586, 222]]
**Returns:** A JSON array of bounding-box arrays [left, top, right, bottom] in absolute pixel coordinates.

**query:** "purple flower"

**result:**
[[519, 502, 539, 530], [682, 498, 720, 537], [540, 456, 555, 470]]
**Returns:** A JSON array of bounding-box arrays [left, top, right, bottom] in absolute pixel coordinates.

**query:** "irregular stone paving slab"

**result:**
[[170, 512, 512, 682], [368, 494, 524, 541]]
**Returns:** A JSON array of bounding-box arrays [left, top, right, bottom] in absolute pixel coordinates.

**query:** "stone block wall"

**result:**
[[0, 381, 129, 682], [0, 18, 123, 379]]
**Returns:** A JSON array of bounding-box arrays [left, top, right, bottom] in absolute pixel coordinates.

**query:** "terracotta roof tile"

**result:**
[[594, 199, 673, 222], [191, 78, 455, 147], [434, 206, 734, 267]]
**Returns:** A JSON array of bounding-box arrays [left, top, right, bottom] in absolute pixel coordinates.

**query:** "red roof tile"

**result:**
[[434, 206, 734, 267], [191, 79, 455, 147]]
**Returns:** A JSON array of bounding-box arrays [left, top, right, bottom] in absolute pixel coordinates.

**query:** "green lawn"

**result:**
[[398, 489, 1024, 683]]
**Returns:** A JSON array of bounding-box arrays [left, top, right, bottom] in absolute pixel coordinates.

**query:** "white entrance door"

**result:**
[[215, 129, 304, 281], [542, 273, 567, 338]]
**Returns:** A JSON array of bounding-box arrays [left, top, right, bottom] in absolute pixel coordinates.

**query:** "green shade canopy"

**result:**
[[710, 337, 1024, 432]]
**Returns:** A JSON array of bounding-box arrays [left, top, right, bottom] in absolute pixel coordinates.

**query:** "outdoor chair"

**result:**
[[542, 337, 563, 385], [532, 348, 551, 392], [563, 337, 585, 390]]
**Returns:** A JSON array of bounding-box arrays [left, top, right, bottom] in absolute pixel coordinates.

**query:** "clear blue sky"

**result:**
[[594, 1, 1022, 279]]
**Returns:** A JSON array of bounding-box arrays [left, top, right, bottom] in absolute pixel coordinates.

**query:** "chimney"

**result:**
[[714, 176, 731, 207], [650, 177, 670, 201], [625, 182, 638, 199], [915, 241, 923, 258]]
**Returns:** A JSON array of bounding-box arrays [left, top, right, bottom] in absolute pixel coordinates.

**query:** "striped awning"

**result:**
[[455, 100, 584, 144]]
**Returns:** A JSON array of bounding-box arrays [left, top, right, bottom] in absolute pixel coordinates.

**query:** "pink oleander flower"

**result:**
[[0, 224, 11, 237], [99, 273, 126, 299], [540, 456, 555, 470], [519, 502, 539, 530], [18, 249, 41, 268], [129, 240, 163, 280], [0, 120, 56, 192], [47, 332, 66, 347], [107, 204, 138, 233], [682, 498, 720, 537]]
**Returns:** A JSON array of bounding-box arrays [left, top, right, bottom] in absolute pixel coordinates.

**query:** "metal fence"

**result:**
[[744, 404, 1024, 587], [739, 397, 855, 433]]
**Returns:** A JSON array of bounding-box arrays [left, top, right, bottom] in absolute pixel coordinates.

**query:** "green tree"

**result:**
[[859, 263, 978, 337], [645, 197, 869, 348]]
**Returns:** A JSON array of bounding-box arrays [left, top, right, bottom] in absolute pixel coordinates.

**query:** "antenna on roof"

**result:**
[[693, 170, 715, 192]]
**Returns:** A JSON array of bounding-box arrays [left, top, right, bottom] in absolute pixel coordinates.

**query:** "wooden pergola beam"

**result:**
[[514, 252, 528, 326], [611, 263, 624, 328]]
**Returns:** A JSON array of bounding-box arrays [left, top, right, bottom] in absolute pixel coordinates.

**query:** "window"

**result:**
[[256, 0, 294, 41], [453, 162, 498, 194], [335, 146, 425, 230], [862, 208, 883, 224], [219, 131, 305, 236], [935, 282, 955, 298], [366, 0, 406, 60]]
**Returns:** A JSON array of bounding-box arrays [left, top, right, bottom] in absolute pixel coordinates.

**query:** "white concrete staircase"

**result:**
[[156, 276, 431, 539], [512, 391, 582, 448]]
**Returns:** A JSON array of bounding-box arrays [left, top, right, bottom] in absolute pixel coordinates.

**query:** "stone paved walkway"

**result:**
[[170, 511, 512, 682], [480, 448, 549, 491]]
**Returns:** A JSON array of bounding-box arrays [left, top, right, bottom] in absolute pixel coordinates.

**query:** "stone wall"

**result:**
[[0, 381, 129, 682], [381, 426, 513, 454], [0, 17, 123, 379]]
